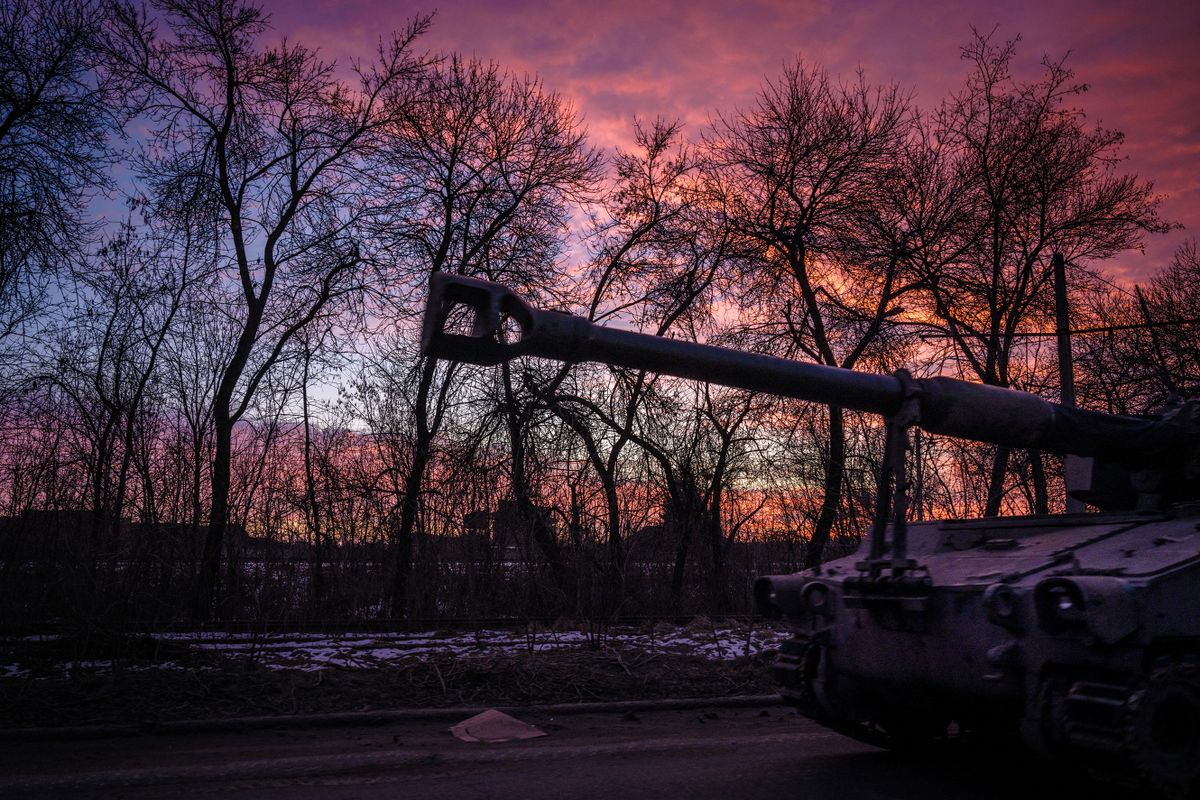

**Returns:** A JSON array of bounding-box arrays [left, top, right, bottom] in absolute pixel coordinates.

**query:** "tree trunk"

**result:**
[[389, 358, 437, 620], [390, 441, 428, 620], [1030, 449, 1049, 515], [669, 508, 693, 608], [189, 431, 204, 572], [195, 413, 232, 619], [984, 446, 1010, 517], [707, 515, 729, 612], [195, 295, 261, 620], [568, 482, 583, 550], [302, 359, 325, 612], [805, 406, 844, 568], [602, 478, 623, 617], [502, 363, 567, 595]]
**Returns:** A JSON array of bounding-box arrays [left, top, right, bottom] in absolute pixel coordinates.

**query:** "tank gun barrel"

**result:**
[[422, 274, 1186, 466]]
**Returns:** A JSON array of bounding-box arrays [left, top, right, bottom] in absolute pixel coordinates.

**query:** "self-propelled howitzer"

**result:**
[[422, 273, 1200, 797]]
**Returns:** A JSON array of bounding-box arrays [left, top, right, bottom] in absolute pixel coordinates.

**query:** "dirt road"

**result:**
[[0, 703, 1127, 799]]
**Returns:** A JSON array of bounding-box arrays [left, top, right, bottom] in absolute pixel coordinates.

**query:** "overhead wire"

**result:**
[[901, 316, 1200, 340]]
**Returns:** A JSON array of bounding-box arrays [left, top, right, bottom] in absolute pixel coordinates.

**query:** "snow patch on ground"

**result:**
[[1, 625, 789, 676], [0, 663, 31, 679]]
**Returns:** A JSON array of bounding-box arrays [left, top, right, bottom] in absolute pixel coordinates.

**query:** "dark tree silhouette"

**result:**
[[926, 30, 1170, 516], [0, 0, 119, 378], [0, 17, 1190, 630], [103, 0, 433, 617], [1142, 240, 1200, 400], [1074, 239, 1200, 415], [536, 119, 734, 613], [370, 56, 600, 618], [703, 60, 914, 566]]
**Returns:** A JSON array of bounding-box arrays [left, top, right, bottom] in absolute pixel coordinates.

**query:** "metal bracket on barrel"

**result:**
[[422, 272, 592, 367], [420, 273, 541, 366], [858, 369, 923, 578]]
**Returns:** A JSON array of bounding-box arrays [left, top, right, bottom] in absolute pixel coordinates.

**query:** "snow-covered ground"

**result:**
[[0, 624, 789, 678]]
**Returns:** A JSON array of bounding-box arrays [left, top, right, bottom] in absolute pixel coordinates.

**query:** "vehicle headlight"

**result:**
[[984, 583, 1022, 628], [802, 582, 832, 617], [1034, 577, 1137, 643], [754, 574, 829, 619]]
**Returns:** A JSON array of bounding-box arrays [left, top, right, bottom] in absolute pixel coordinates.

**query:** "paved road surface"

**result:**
[[0, 704, 1129, 799]]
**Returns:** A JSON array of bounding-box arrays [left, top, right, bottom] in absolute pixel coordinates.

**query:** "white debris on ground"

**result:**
[[450, 709, 547, 743], [0, 624, 789, 677]]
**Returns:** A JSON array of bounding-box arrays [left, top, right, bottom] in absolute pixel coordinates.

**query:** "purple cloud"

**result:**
[[271, 0, 1200, 280]]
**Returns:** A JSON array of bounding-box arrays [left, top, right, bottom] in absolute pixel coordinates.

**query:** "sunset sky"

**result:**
[[271, 0, 1199, 283]]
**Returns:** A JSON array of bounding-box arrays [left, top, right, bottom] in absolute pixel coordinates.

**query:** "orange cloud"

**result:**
[[269, 0, 1200, 281]]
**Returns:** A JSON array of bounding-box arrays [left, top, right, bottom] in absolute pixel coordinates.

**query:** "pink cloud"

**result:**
[[269, 0, 1200, 281]]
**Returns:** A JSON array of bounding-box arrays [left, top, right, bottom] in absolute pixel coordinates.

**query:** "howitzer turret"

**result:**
[[424, 273, 1200, 798]]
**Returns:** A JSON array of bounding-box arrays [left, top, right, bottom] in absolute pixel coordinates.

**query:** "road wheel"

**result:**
[[1127, 661, 1200, 799]]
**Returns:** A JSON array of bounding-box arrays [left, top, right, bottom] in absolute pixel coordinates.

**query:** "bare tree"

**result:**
[[24, 214, 198, 624], [1074, 239, 1200, 417], [618, 381, 763, 610], [103, 0, 433, 616], [925, 30, 1170, 515], [159, 279, 227, 537], [703, 60, 915, 566], [0, 0, 120, 388], [532, 119, 736, 614], [1072, 285, 1153, 414], [71, 222, 190, 531], [368, 55, 600, 618], [1142, 240, 1200, 400]]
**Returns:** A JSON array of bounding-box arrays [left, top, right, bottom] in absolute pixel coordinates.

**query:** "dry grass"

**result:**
[[0, 644, 777, 728]]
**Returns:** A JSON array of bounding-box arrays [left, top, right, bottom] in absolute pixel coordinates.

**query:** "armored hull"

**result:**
[[760, 507, 1200, 796]]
